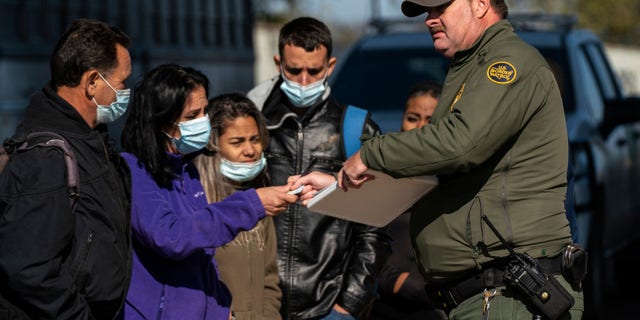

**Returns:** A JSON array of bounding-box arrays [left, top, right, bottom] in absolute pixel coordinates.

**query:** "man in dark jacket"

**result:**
[[247, 17, 391, 320], [0, 19, 132, 319]]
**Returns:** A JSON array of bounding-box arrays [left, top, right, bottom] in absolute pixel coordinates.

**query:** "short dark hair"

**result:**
[[408, 80, 442, 100], [492, 0, 509, 19], [121, 63, 210, 188], [278, 17, 332, 58], [50, 18, 130, 88]]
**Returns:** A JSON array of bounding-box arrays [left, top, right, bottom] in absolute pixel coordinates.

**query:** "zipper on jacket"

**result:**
[[73, 232, 95, 282], [500, 150, 514, 242], [283, 120, 305, 316], [295, 125, 304, 174], [157, 294, 165, 319]]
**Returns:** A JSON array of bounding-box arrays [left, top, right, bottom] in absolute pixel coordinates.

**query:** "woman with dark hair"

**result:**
[[119, 64, 297, 319], [368, 81, 445, 320], [194, 93, 282, 320], [400, 80, 442, 131]]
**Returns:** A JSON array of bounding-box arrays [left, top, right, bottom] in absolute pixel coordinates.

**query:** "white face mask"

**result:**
[[220, 155, 267, 182], [279, 66, 328, 108], [94, 73, 130, 124]]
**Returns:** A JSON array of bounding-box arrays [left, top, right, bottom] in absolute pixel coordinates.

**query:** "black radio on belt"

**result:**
[[482, 215, 574, 320]]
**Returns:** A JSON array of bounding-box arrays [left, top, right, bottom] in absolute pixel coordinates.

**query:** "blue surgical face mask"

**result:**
[[279, 66, 328, 108], [168, 115, 211, 154], [94, 73, 130, 124], [220, 155, 267, 182]]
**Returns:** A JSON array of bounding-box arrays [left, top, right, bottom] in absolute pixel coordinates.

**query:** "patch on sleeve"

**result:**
[[486, 61, 516, 84]]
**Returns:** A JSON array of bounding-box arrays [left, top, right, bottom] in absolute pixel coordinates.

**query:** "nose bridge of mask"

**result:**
[[220, 154, 267, 182], [169, 115, 211, 154], [280, 64, 328, 88], [222, 156, 261, 168], [177, 115, 211, 136], [116, 88, 131, 98]]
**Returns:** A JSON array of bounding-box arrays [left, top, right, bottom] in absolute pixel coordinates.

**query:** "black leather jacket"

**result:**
[[249, 78, 392, 319], [0, 84, 131, 319]]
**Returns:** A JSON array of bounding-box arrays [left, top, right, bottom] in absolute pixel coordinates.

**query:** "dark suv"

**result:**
[[330, 14, 640, 319]]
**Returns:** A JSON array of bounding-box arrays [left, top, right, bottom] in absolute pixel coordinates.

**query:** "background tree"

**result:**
[[519, 0, 639, 45], [576, 0, 640, 45]]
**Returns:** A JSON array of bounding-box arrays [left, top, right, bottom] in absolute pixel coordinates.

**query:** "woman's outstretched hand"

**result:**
[[256, 184, 298, 216]]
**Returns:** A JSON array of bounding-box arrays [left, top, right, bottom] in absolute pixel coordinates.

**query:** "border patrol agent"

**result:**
[[338, 0, 584, 319]]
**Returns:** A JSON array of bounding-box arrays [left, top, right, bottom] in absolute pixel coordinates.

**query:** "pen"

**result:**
[[300, 157, 318, 177], [288, 158, 317, 195]]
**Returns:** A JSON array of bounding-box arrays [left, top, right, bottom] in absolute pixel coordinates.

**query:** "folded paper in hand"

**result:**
[[307, 170, 438, 227]]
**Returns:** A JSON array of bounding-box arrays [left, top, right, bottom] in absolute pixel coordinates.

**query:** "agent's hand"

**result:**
[[338, 150, 373, 191], [255, 185, 298, 216], [287, 171, 337, 205]]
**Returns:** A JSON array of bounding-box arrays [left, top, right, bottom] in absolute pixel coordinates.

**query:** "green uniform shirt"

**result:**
[[360, 20, 571, 283]]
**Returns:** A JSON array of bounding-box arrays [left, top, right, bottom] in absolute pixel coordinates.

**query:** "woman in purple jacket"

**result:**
[[119, 64, 297, 319]]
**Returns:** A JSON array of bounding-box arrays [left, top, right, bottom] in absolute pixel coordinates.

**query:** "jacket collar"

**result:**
[[261, 77, 332, 130], [450, 20, 515, 69], [22, 82, 94, 135]]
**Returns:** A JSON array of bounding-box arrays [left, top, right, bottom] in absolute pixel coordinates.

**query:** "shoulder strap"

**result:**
[[0, 145, 10, 173], [0, 131, 27, 173], [8, 132, 79, 211], [342, 105, 369, 159]]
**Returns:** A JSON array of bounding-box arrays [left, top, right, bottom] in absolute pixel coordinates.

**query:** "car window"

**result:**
[[575, 45, 604, 121], [583, 42, 620, 100], [331, 48, 448, 112]]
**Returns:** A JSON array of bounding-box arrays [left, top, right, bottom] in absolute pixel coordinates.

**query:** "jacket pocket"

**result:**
[[465, 196, 512, 263], [72, 231, 95, 290]]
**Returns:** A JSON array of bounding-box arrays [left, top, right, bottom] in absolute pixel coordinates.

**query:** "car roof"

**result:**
[[354, 32, 435, 50], [352, 28, 590, 51]]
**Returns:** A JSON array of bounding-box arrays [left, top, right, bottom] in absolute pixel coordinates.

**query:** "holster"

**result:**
[[561, 243, 588, 291], [503, 253, 574, 320]]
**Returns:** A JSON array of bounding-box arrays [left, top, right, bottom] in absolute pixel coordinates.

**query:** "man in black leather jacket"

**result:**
[[0, 19, 132, 319], [248, 17, 391, 320]]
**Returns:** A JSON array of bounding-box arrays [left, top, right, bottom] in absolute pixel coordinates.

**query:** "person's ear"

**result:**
[[83, 70, 100, 98], [326, 57, 337, 77], [274, 55, 282, 74], [475, 0, 491, 18]]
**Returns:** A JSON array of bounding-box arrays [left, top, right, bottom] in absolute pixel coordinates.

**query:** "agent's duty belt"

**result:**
[[425, 255, 563, 313]]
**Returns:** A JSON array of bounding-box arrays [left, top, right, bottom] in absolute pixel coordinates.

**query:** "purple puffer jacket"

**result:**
[[120, 152, 265, 320]]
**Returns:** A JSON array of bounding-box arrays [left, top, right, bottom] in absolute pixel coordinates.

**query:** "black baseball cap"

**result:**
[[401, 0, 452, 17]]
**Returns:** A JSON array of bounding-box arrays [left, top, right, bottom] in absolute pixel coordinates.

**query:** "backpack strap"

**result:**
[[0, 145, 10, 173], [13, 132, 79, 211], [342, 105, 369, 159], [0, 131, 27, 173]]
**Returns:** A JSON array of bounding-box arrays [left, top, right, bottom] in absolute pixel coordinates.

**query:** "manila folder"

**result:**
[[307, 170, 438, 227]]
